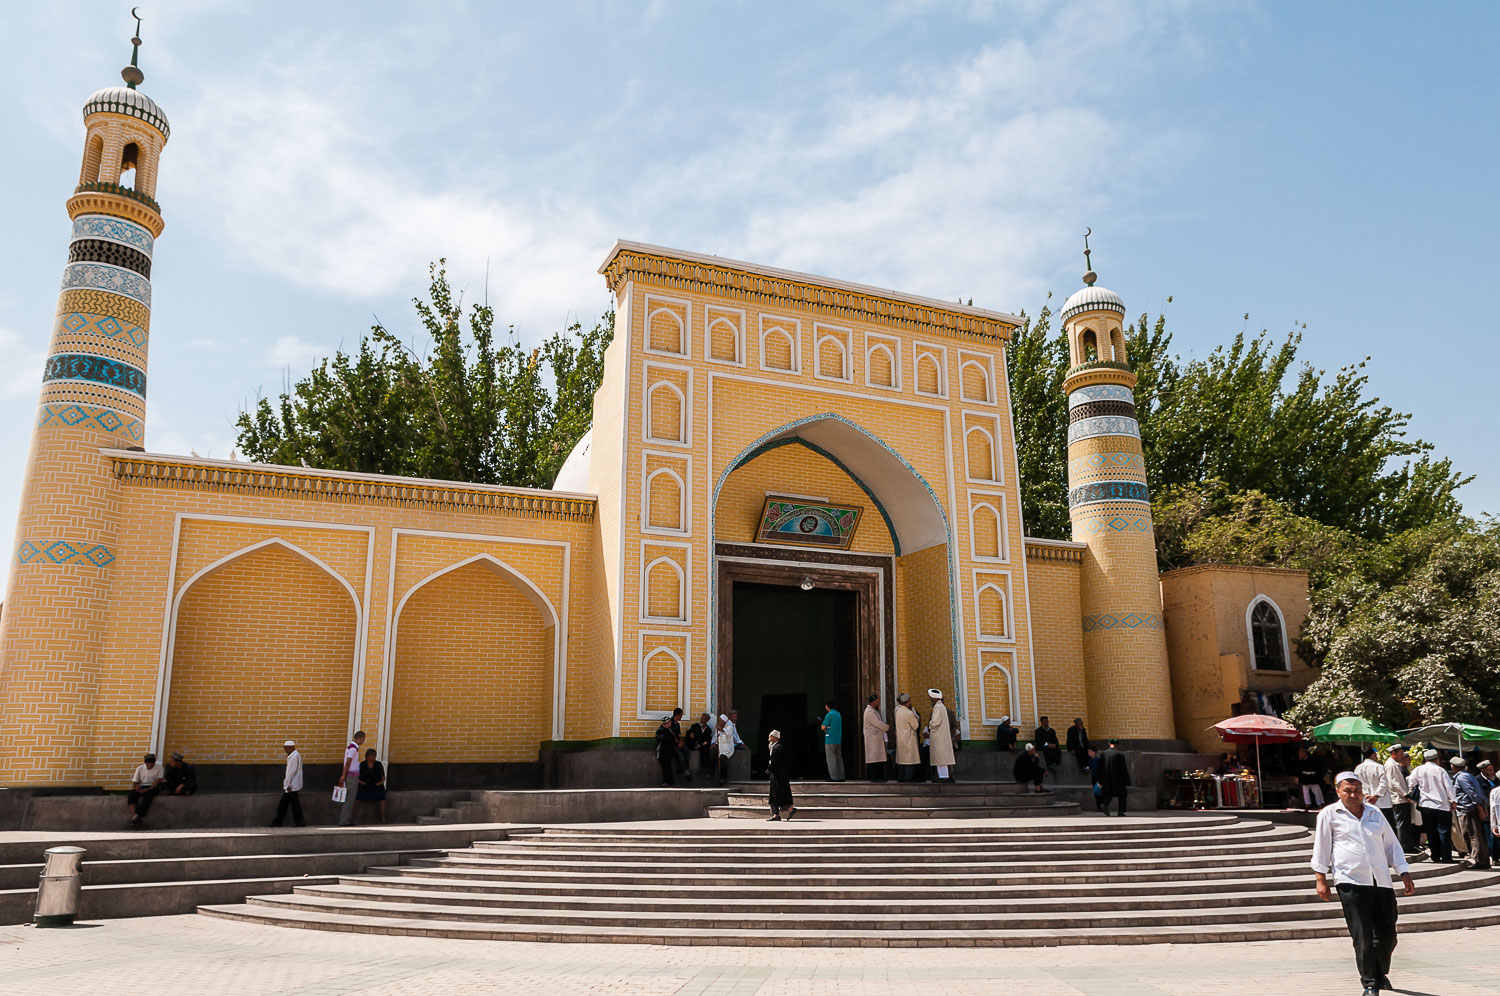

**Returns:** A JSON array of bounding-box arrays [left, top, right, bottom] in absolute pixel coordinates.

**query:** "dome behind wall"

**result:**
[[551, 426, 593, 492]]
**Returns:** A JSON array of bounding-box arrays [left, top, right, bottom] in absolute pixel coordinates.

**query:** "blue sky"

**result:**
[[1, 1, 1494, 596]]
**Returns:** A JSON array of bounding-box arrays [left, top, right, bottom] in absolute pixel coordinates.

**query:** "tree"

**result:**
[[236, 261, 613, 489], [1005, 305, 1069, 537]]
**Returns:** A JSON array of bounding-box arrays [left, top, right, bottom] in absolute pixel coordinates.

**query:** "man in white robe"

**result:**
[[927, 688, 955, 782], [894, 693, 921, 782]]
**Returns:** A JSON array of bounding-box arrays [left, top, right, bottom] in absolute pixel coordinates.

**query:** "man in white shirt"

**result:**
[[1407, 748, 1457, 862], [270, 739, 305, 827], [1312, 771, 1415, 996], [1382, 745, 1417, 853], [337, 731, 366, 826], [1355, 747, 1386, 808], [128, 753, 165, 827]]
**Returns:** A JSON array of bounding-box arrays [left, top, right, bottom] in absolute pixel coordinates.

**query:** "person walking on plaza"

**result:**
[[926, 689, 955, 782], [1409, 748, 1456, 862], [1383, 745, 1418, 853], [766, 730, 795, 821], [821, 699, 845, 782], [127, 753, 165, 827], [1297, 745, 1326, 810], [1312, 771, 1415, 996], [1087, 746, 1104, 811], [336, 730, 365, 826], [993, 714, 1018, 751], [1097, 738, 1131, 816], [1450, 757, 1491, 870], [1355, 747, 1386, 810], [1065, 717, 1090, 771], [162, 752, 197, 796], [1033, 715, 1061, 769], [862, 694, 890, 782], [894, 693, 921, 782], [1014, 742, 1045, 792], [357, 747, 387, 823], [271, 740, 305, 827], [716, 711, 743, 784], [654, 715, 677, 786]]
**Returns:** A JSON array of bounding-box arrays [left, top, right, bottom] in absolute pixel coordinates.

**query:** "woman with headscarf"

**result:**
[[894, 692, 921, 782], [927, 688, 956, 782], [766, 729, 795, 820]]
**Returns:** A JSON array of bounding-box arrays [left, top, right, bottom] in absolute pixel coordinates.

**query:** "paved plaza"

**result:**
[[1, 913, 1497, 996]]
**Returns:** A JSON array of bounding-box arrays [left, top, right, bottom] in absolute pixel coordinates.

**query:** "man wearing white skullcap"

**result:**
[[1311, 770, 1414, 996], [1408, 748, 1457, 863], [926, 689, 955, 782]]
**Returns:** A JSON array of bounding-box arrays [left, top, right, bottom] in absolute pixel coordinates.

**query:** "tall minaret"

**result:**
[[0, 18, 168, 787], [1059, 236, 1174, 741]]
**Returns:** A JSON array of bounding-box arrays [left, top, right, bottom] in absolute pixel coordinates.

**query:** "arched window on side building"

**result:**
[[1248, 597, 1289, 672]]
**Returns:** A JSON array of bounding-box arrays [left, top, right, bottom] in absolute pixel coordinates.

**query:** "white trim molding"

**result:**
[[1246, 593, 1292, 673]]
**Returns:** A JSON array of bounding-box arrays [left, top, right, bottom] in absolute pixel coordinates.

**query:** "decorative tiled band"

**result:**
[[1068, 451, 1145, 474], [1068, 384, 1134, 408], [71, 214, 154, 257], [38, 381, 145, 420], [1069, 480, 1150, 507], [37, 403, 143, 441], [57, 289, 151, 330], [59, 262, 151, 307], [1078, 514, 1154, 534], [1069, 399, 1135, 423], [42, 353, 146, 397], [1082, 612, 1162, 632], [68, 239, 151, 278], [56, 311, 148, 349], [1068, 415, 1140, 444], [16, 540, 116, 567]]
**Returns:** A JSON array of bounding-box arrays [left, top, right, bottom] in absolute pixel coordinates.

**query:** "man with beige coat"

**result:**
[[894, 693, 921, 781], [927, 688, 956, 782], [862, 694, 891, 782]]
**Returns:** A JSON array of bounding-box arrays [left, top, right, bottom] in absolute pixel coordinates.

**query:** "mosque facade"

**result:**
[[0, 52, 1311, 789]]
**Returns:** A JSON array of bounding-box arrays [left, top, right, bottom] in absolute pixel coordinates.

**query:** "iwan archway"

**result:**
[[710, 414, 956, 771]]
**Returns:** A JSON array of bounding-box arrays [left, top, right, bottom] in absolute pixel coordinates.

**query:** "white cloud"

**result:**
[[0, 325, 46, 401], [267, 334, 327, 370]]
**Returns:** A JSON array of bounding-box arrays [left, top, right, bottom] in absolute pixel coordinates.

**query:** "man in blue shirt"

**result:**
[[821, 700, 844, 781], [1451, 757, 1492, 870]]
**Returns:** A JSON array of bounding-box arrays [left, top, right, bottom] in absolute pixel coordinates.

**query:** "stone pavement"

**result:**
[[1, 914, 1498, 995]]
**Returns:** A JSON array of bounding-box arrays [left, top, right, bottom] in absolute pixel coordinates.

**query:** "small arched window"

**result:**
[[120, 142, 140, 189], [1081, 330, 1098, 362], [1249, 600, 1288, 671]]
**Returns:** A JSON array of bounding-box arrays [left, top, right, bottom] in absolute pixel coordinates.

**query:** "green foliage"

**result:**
[[1286, 521, 1500, 729], [1005, 305, 1069, 537], [235, 261, 613, 489]]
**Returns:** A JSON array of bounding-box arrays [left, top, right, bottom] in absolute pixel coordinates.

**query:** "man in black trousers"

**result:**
[[1312, 771, 1416, 996], [1096, 738, 1131, 816]]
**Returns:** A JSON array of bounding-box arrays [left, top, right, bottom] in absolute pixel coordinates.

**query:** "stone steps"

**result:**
[[197, 816, 1500, 945], [710, 780, 1077, 819], [708, 803, 1080, 819]]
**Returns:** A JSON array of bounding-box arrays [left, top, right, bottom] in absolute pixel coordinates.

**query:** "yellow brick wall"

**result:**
[[388, 560, 553, 763], [715, 444, 896, 556], [1024, 549, 1089, 730], [894, 543, 952, 703], [165, 543, 357, 764]]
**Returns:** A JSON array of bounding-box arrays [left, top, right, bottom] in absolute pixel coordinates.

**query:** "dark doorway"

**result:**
[[732, 582, 858, 778]]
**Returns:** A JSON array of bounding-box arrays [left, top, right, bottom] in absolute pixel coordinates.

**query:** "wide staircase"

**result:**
[[709, 780, 1077, 818], [199, 814, 1500, 945]]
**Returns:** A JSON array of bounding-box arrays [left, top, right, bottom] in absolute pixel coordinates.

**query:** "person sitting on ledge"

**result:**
[[993, 715, 1018, 751], [1014, 743, 1046, 793], [357, 747, 387, 823], [162, 752, 197, 796], [128, 753, 165, 827]]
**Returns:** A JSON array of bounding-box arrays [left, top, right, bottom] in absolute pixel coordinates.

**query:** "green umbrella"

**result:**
[[1310, 716, 1401, 745], [1399, 722, 1500, 752]]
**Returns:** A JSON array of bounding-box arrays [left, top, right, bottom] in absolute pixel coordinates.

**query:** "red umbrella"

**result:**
[[1211, 715, 1302, 789]]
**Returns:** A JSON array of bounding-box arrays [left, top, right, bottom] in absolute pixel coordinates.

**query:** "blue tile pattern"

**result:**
[[17, 540, 115, 567], [42, 354, 146, 397], [1082, 612, 1162, 632], [1069, 480, 1150, 507], [1080, 515, 1154, 534], [37, 403, 144, 441], [58, 312, 148, 348], [1068, 384, 1135, 408], [70, 215, 154, 257], [1068, 415, 1140, 444], [59, 262, 151, 307]]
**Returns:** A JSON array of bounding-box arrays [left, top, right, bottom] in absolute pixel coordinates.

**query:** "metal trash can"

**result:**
[[34, 846, 86, 926]]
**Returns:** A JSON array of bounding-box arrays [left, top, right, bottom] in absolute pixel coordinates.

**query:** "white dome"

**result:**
[[551, 427, 593, 493], [1060, 284, 1125, 323], [83, 87, 170, 139]]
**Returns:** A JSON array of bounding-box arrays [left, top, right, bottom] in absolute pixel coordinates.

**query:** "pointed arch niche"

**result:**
[[160, 538, 361, 765], [386, 554, 559, 764]]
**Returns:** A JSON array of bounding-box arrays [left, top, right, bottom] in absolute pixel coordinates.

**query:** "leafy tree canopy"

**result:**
[[236, 261, 612, 490]]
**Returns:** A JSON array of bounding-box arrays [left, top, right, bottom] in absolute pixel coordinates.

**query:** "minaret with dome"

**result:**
[[0, 16, 168, 783], [1059, 236, 1176, 740]]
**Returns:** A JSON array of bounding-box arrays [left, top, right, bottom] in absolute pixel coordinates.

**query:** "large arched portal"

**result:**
[[386, 556, 556, 765], [163, 540, 360, 765], [711, 414, 955, 776]]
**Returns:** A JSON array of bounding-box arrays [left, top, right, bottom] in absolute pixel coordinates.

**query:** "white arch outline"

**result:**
[[643, 555, 687, 621], [975, 581, 1009, 639], [815, 332, 850, 381], [960, 358, 993, 403], [638, 644, 686, 718], [970, 500, 1003, 560], [646, 380, 686, 443], [1245, 593, 1291, 673], [865, 341, 898, 389], [965, 425, 997, 482], [978, 658, 1017, 725], [381, 553, 562, 763], [707, 316, 741, 363], [643, 465, 687, 533], [915, 351, 944, 396], [646, 306, 685, 355], [152, 537, 363, 756], [760, 325, 798, 372]]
